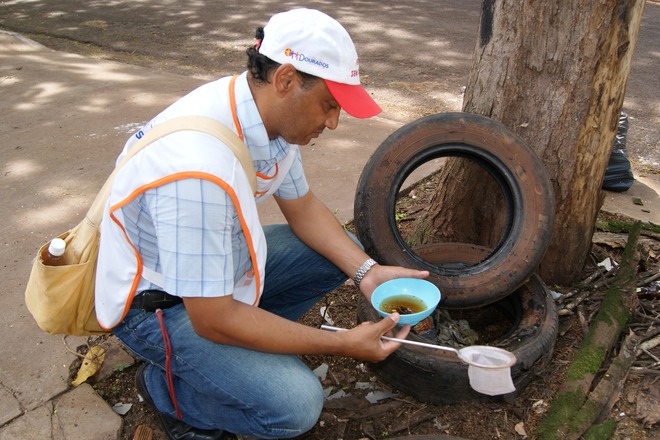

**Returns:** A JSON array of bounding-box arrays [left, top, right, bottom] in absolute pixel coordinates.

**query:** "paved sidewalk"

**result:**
[[1, 30, 658, 440]]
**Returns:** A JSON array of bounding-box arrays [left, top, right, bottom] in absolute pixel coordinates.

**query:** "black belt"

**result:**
[[130, 289, 183, 312]]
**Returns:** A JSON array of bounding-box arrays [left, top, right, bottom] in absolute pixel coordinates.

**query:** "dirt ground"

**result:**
[[83, 176, 660, 440], [3, 1, 659, 439], [83, 167, 660, 440]]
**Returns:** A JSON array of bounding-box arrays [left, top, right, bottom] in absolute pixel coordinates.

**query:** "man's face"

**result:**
[[274, 75, 341, 145]]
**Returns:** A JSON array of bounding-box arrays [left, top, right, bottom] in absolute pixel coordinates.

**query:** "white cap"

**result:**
[[48, 238, 66, 257], [258, 8, 381, 118]]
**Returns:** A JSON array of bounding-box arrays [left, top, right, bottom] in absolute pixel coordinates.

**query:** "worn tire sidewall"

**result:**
[[357, 274, 558, 404], [355, 112, 555, 307]]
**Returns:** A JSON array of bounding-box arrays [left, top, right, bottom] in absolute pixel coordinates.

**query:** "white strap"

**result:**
[[117, 116, 256, 192], [141, 267, 164, 288], [86, 116, 255, 226]]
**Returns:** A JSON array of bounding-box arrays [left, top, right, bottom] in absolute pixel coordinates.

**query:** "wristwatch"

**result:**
[[354, 258, 377, 288]]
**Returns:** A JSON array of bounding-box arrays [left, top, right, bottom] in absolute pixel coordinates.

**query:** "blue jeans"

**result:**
[[112, 224, 355, 438]]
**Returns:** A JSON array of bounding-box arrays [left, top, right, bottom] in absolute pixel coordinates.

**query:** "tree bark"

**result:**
[[419, 0, 646, 285]]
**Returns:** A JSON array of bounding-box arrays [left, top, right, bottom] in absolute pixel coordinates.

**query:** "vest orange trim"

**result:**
[[229, 75, 244, 141], [103, 171, 262, 328], [257, 162, 279, 180]]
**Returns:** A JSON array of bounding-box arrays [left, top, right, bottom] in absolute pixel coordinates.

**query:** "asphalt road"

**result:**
[[0, 0, 658, 166]]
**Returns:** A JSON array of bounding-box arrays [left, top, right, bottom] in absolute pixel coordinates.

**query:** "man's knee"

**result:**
[[250, 376, 323, 438]]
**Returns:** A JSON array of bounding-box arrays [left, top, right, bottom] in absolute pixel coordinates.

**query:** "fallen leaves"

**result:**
[[71, 344, 106, 387]]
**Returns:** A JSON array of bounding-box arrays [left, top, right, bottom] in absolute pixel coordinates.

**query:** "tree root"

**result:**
[[535, 222, 642, 440]]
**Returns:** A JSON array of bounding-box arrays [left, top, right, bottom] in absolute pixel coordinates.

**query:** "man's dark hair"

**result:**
[[246, 27, 320, 89]]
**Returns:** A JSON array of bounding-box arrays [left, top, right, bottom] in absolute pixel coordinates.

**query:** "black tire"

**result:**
[[354, 112, 555, 308], [357, 273, 558, 404]]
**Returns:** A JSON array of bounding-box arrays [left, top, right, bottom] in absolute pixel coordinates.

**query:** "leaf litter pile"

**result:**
[[81, 175, 659, 439]]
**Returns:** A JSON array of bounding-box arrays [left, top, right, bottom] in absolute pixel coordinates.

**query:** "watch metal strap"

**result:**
[[354, 258, 377, 288]]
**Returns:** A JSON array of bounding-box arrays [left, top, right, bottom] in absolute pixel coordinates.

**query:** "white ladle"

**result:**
[[320, 324, 517, 396]]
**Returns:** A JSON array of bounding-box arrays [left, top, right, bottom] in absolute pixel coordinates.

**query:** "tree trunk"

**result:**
[[418, 0, 645, 285]]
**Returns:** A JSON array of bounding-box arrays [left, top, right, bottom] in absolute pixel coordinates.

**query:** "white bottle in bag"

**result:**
[[44, 238, 66, 266]]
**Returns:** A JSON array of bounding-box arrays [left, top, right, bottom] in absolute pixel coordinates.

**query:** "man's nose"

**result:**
[[325, 107, 341, 130]]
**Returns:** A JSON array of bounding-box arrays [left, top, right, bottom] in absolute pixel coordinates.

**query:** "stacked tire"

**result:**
[[354, 113, 558, 403]]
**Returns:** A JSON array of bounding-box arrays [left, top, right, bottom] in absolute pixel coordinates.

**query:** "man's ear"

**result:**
[[272, 64, 298, 97]]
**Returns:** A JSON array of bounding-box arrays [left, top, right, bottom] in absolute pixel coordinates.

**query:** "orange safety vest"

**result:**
[[95, 74, 295, 329]]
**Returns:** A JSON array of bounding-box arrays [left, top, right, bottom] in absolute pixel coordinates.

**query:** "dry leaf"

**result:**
[[514, 421, 527, 437], [71, 345, 106, 387], [636, 377, 660, 428], [532, 399, 548, 414], [592, 232, 627, 249]]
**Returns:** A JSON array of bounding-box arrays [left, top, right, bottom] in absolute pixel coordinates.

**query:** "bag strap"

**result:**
[[85, 116, 256, 227]]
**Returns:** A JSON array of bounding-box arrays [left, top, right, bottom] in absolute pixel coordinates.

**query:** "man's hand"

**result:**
[[332, 313, 410, 363], [358, 264, 430, 300]]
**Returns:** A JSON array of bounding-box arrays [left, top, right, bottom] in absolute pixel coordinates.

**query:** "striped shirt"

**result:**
[[121, 73, 308, 298]]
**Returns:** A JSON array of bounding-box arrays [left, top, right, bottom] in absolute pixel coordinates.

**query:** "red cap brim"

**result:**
[[324, 80, 381, 119]]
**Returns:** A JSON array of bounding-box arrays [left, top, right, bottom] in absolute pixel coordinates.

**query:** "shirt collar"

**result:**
[[233, 72, 286, 161]]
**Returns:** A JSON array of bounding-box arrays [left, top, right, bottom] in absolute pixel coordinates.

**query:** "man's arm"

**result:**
[[183, 295, 408, 362], [274, 191, 428, 298]]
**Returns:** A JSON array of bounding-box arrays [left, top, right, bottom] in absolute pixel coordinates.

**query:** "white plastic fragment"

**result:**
[[365, 390, 397, 404], [111, 402, 133, 415], [354, 382, 376, 390], [549, 290, 562, 300], [313, 363, 328, 381], [597, 257, 614, 271], [319, 306, 335, 325], [327, 389, 350, 400], [323, 387, 334, 398]]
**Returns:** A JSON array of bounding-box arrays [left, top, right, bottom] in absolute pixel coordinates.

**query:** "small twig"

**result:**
[[557, 289, 579, 304], [636, 313, 660, 325], [580, 256, 608, 285], [558, 290, 593, 316], [640, 301, 659, 316], [637, 271, 660, 286], [389, 411, 436, 435], [637, 334, 660, 354], [577, 304, 588, 335], [592, 269, 617, 289], [641, 349, 660, 363], [580, 270, 602, 285], [638, 328, 660, 344], [61, 335, 87, 359], [630, 367, 660, 376]]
